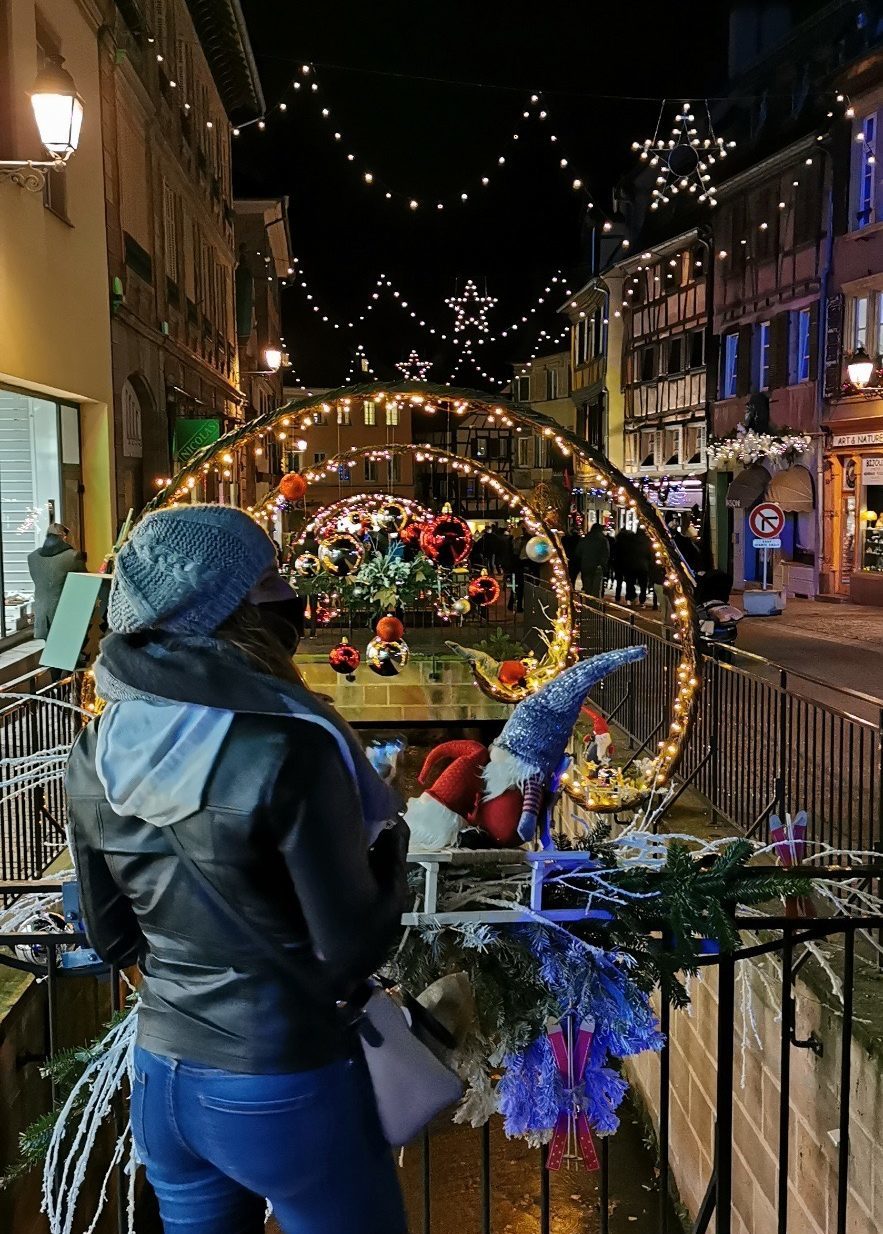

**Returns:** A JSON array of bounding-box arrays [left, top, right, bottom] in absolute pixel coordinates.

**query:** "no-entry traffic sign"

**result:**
[[748, 502, 785, 541]]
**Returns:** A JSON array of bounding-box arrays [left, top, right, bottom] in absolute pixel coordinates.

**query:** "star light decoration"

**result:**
[[632, 101, 735, 211], [395, 350, 432, 382], [445, 278, 497, 336]]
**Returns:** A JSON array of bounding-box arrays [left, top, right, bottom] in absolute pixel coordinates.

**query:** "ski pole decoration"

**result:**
[[770, 810, 808, 867], [546, 1017, 600, 1171], [770, 810, 812, 917]]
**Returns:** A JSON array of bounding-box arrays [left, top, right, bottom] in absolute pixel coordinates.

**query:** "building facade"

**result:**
[[234, 196, 292, 509], [823, 69, 883, 604], [616, 230, 710, 532], [99, 0, 263, 527], [295, 391, 418, 516], [0, 0, 114, 643], [709, 136, 827, 596]]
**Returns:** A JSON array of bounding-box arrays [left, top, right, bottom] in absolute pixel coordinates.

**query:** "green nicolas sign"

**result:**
[[173, 418, 221, 463]]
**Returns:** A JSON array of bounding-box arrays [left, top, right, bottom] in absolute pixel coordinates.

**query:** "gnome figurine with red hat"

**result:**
[[479, 647, 647, 846], [404, 740, 489, 850], [582, 706, 614, 767], [404, 647, 646, 850]]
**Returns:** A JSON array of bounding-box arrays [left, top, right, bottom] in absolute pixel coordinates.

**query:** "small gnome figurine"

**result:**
[[481, 647, 647, 844], [582, 706, 613, 766], [404, 740, 489, 850]]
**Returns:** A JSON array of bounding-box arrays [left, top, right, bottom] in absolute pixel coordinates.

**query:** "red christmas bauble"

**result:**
[[420, 514, 472, 568], [279, 472, 307, 503], [328, 639, 361, 674], [400, 519, 425, 549], [468, 573, 501, 606], [375, 615, 405, 641], [314, 604, 334, 627], [498, 659, 528, 686]]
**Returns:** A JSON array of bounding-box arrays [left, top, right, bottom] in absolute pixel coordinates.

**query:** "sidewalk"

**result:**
[[734, 596, 883, 708]]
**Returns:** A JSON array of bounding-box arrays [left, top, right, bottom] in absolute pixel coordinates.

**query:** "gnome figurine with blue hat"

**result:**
[[481, 646, 647, 845]]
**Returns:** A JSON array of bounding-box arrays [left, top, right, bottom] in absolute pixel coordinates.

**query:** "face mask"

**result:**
[[257, 598, 305, 653]]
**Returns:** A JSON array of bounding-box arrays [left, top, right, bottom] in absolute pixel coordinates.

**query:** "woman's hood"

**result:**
[[94, 700, 234, 827]]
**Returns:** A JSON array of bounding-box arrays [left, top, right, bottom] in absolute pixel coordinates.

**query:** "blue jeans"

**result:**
[[132, 1046, 407, 1234]]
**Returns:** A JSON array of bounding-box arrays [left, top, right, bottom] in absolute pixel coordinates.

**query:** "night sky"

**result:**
[[235, 1, 733, 388]]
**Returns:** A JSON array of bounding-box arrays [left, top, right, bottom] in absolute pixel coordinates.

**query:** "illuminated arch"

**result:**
[[146, 381, 700, 800], [289, 444, 574, 705]]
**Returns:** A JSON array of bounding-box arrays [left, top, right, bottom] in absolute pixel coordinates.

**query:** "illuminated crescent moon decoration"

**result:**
[[144, 382, 701, 809]]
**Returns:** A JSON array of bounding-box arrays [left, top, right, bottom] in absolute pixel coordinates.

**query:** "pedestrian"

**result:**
[[27, 522, 86, 643], [573, 523, 610, 599], [628, 527, 653, 607], [486, 523, 503, 575], [649, 552, 667, 622], [672, 528, 701, 575], [497, 525, 516, 577], [66, 504, 410, 1234], [508, 527, 528, 612], [613, 527, 635, 604]]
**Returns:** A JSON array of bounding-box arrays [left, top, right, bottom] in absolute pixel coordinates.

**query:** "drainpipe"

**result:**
[[815, 139, 836, 599]]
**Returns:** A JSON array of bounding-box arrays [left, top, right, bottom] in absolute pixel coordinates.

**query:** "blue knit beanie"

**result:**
[[109, 505, 277, 635]]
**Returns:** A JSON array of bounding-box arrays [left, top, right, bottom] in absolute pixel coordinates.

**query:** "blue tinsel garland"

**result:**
[[496, 925, 663, 1140]]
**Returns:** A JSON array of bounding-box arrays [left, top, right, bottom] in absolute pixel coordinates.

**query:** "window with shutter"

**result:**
[[722, 333, 739, 398], [792, 308, 812, 384], [755, 322, 772, 391], [823, 293, 844, 398], [768, 316, 789, 389], [808, 301, 820, 381], [737, 325, 753, 397]]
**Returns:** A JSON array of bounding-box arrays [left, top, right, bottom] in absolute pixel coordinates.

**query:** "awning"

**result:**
[[767, 465, 815, 512], [725, 465, 769, 508]]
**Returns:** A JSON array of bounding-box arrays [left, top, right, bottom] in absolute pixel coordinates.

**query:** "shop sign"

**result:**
[[831, 431, 883, 448], [173, 418, 221, 463], [862, 457, 883, 483]]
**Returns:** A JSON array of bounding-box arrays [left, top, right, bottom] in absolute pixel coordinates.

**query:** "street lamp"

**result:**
[[0, 56, 84, 191], [847, 345, 875, 389], [264, 347, 283, 372], [30, 55, 84, 159]]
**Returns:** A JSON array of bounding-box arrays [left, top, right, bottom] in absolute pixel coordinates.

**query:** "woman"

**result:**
[[66, 504, 410, 1234]]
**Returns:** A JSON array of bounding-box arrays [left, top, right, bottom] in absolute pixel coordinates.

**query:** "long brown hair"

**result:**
[[214, 603, 308, 689]]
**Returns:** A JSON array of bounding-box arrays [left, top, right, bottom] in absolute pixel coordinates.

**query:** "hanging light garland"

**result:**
[[235, 66, 600, 215], [396, 350, 432, 381], [633, 99, 735, 210]]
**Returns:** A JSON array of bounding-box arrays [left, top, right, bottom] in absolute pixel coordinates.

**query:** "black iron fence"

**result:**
[[0, 674, 79, 889], [1, 874, 878, 1234], [526, 582, 883, 852]]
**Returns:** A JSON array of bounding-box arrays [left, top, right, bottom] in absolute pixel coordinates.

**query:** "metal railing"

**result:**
[[1, 873, 878, 1234], [0, 673, 79, 888], [526, 582, 883, 851]]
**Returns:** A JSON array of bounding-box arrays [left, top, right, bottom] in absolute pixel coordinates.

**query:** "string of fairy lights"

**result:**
[[234, 64, 601, 216], [285, 259, 575, 387]]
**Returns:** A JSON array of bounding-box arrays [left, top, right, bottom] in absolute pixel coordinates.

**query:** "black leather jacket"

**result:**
[[67, 714, 409, 1073]]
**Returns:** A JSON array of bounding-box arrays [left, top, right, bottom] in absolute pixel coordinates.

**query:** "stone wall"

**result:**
[[299, 652, 511, 726], [0, 967, 123, 1234], [627, 952, 883, 1234]]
